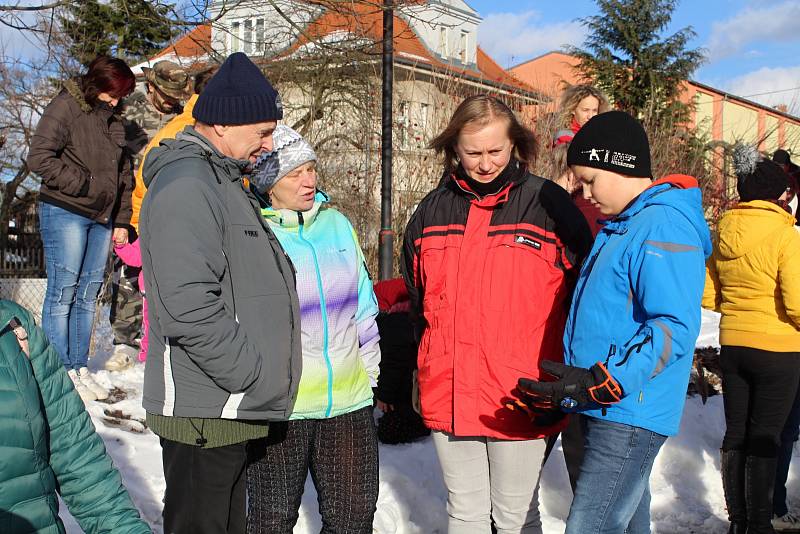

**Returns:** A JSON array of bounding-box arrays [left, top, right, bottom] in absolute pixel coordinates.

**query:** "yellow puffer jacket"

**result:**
[[130, 94, 197, 230], [703, 200, 800, 351]]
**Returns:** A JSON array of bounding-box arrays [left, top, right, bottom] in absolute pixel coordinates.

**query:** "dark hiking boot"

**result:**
[[746, 455, 778, 534], [722, 449, 748, 533]]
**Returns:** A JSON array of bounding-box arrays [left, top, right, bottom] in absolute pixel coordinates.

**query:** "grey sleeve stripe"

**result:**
[[644, 240, 699, 253], [651, 320, 673, 378]]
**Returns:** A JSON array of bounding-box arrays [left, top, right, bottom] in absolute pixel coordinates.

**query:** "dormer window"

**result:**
[[439, 26, 448, 57], [460, 31, 469, 63]]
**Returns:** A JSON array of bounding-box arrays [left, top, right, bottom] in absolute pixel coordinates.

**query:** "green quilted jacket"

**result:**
[[0, 300, 150, 533]]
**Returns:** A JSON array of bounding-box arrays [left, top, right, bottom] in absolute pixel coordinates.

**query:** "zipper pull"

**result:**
[[4, 317, 29, 357], [603, 344, 616, 367]]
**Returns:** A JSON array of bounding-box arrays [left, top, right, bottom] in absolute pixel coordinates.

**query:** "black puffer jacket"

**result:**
[[28, 79, 134, 226]]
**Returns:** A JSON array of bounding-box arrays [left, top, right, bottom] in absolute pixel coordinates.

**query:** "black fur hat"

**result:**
[[733, 144, 789, 202]]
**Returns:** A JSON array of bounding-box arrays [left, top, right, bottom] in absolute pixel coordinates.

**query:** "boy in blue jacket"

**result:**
[[518, 111, 711, 533]]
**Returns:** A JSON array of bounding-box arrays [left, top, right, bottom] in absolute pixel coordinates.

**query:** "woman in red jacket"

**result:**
[[402, 95, 592, 533]]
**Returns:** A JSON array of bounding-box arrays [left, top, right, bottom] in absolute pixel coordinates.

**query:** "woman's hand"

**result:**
[[113, 227, 129, 246]]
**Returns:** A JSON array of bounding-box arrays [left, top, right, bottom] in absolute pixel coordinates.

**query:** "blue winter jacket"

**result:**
[[563, 176, 712, 436]]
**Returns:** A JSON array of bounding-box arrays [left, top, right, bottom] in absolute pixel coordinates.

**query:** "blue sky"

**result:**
[[2, 0, 797, 114], [469, 0, 800, 113]]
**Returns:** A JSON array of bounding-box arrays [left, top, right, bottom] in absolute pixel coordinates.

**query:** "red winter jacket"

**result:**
[[402, 162, 592, 439]]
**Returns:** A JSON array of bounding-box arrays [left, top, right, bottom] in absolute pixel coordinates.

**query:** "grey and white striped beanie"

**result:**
[[252, 125, 317, 194]]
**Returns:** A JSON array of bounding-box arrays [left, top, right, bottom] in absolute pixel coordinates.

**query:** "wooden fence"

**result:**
[[0, 246, 45, 277]]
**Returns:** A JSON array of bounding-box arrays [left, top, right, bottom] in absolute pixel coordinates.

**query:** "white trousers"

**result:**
[[432, 430, 548, 534]]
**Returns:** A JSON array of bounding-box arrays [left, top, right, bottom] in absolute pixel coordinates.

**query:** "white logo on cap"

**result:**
[[584, 148, 609, 162], [582, 148, 637, 169], [610, 152, 636, 169]]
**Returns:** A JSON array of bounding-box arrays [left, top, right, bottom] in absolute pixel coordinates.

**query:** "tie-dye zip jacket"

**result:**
[[262, 192, 380, 420]]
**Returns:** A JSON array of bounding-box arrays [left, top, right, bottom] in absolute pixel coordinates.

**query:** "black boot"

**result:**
[[746, 455, 778, 534], [722, 449, 748, 533]]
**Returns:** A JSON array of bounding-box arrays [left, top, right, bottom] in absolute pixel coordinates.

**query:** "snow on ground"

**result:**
[[59, 309, 800, 533]]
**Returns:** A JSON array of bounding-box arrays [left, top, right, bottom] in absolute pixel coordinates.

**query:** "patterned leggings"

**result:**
[[247, 406, 379, 534]]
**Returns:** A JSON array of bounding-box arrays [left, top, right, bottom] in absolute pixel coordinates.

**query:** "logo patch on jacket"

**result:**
[[244, 230, 259, 238], [515, 235, 541, 250]]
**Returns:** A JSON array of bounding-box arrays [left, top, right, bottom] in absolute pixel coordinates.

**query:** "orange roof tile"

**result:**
[[283, 5, 539, 97], [149, 9, 539, 97], [153, 24, 212, 61], [475, 47, 535, 94]]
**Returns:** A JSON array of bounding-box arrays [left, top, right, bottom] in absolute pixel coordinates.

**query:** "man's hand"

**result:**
[[113, 227, 129, 246], [517, 360, 623, 410]]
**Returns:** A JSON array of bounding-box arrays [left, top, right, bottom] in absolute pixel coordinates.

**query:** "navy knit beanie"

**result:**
[[567, 111, 652, 178], [193, 52, 283, 125]]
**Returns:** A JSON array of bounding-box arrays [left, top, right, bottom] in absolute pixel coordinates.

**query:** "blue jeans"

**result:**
[[565, 416, 667, 534], [39, 202, 111, 370]]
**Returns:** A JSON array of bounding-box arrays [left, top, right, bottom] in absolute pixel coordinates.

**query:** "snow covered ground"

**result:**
[[59, 309, 800, 533]]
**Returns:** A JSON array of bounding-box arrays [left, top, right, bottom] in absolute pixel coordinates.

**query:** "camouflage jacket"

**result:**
[[122, 90, 177, 170]]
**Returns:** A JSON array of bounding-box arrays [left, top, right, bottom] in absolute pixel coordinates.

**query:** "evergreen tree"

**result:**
[[568, 0, 705, 121], [110, 0, 175, 64], [60, 0, 116, 67], [60, 0, 175, 67]]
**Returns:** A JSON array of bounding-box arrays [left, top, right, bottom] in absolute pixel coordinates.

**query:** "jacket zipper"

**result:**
[[242, 175, 298, 406], [566, 246, 602, 343], [616, 333, 652, 367], [603, 343, 616, 367], [298, 212, 334, 417], [452, 176, 480, 200], [221, 250, 236, 319]]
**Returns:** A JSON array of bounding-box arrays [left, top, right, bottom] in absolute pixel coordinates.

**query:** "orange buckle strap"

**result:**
[[588, 362, 623, 405]]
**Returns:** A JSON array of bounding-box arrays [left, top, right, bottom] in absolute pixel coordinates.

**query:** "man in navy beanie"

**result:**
[[139, 52, 302, 533]]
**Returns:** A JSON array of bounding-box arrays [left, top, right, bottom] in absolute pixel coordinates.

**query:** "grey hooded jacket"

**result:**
[[140, 126, 301, 420]]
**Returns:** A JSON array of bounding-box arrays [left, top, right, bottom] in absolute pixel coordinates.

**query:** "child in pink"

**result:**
[[113, 239, 148, 362]]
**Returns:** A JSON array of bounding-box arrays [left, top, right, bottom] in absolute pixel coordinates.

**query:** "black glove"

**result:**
[[517, 360, 623, 410]]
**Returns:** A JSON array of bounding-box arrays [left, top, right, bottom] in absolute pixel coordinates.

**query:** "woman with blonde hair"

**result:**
[[402, 94, 592, 533], [555, 84, 611, 137]]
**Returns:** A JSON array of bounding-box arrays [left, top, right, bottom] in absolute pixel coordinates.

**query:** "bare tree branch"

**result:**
[[0, 1, 67, 12]]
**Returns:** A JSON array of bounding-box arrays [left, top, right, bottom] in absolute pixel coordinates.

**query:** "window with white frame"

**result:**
[[398, 101, 410, 147], [244, 19, 253, 54], [231, 21, 241, 53], [398, 101, 431, 149], [439, 26, 448, 58], [418, 102, 430, 135], [256, 18, 265, 55], [460, 31, 469, 63]]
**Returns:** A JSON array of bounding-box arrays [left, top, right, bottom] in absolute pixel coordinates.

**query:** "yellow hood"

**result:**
[[716, 200, 795, 260]]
